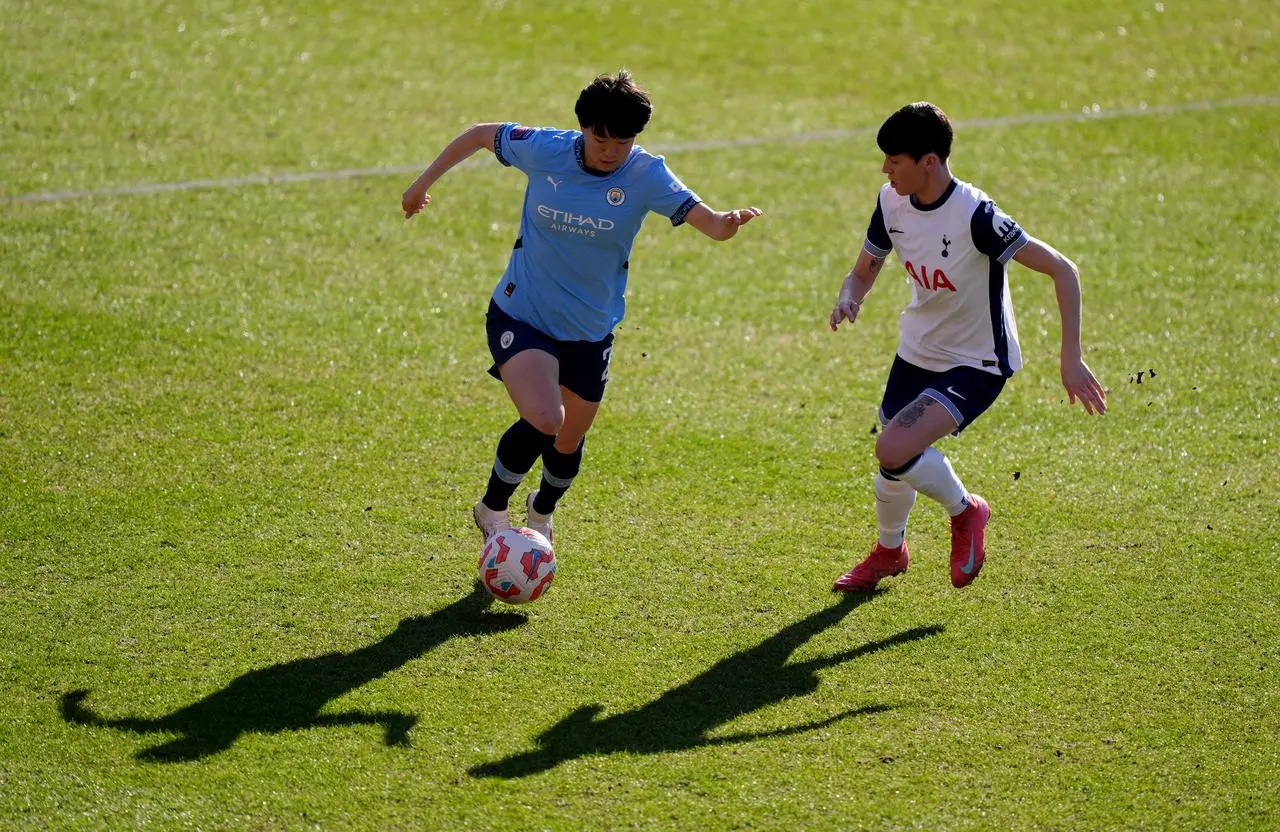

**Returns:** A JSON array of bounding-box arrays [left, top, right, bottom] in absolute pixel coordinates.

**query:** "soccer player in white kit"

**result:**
[[829, 102, 1107, 592]]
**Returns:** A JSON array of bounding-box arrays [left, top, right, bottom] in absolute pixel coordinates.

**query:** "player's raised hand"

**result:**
[[685, 204, 763, 241], [402, 188, 431, 219], [717, 207, 763, 240], [1061, 356, 1107, 415], [829, 297, 861, 331]]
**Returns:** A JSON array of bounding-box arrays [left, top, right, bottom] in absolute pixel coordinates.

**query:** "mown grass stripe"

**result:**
[[7, 94, 1278, 205]]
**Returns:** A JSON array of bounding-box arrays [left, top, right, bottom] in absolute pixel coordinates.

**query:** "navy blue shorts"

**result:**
[[879, 355, 1006, 434], [485, 300, 614, 403]]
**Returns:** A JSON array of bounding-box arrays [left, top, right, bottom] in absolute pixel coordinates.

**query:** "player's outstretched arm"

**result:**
[[830, 249, 887, 331], [1013, 238, 1108, 415], [402, 123, 503, 219], [684, 203, 763, 241]]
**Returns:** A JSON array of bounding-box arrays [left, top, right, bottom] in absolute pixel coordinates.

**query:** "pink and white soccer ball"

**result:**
[[478, 527, 557, 605]]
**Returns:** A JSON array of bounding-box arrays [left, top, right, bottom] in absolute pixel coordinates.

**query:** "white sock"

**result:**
[[875, 473, 917, 549], [896, 447, 968, 516]]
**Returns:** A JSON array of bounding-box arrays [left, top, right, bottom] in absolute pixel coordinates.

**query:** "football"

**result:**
[[478, 527, 557, 605]]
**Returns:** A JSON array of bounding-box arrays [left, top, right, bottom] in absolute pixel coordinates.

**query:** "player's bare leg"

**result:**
[[499, 349, 565, 437], [875, 395, 960, 473], [475, 349, 562, 541]]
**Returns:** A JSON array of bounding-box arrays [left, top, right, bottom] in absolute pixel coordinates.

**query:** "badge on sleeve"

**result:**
[[991, 205, 1022, 245]]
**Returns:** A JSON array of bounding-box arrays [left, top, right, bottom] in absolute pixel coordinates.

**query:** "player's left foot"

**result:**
[[949, 493, 990, 588], [525, 490, 554, 546], [473, 499, 510, 542], [833, 542, 910, 592]]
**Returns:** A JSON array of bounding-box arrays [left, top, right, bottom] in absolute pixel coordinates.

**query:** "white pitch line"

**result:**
[[6, 94, 1278, 205]]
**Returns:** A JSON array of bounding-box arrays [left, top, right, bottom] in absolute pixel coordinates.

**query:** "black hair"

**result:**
[[574, 70, 652, 139], [876, 102, 954, 162]]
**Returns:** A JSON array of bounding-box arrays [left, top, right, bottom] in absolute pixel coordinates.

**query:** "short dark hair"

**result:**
[[876, 102, 954, 162], [575, 70, 652, 139]]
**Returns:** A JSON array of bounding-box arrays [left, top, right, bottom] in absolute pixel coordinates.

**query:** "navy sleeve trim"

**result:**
[[864, 239, 892, 258], [671, 195, 700, 227], [970, 203, 995, 256], [865, 199, 893, 255], [494, 122, 514, 167], [997, 233, 1029, 264]]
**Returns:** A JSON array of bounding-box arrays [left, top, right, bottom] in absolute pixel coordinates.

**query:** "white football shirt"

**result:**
[[864, 179, 1029, 376]]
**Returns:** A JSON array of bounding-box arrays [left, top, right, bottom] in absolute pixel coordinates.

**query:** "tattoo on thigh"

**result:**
[[893, 397, 934, 429]]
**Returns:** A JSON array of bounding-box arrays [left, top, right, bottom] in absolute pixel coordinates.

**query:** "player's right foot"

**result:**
[[949, 493, 990, 588], [525, 490, 554, 546], [473, 499, 510, 542], [833, 543, 909, 592]]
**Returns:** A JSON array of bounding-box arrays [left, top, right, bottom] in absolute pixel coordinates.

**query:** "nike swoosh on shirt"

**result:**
[[946, 386, 966, 400], [888, 227, 904, 234]]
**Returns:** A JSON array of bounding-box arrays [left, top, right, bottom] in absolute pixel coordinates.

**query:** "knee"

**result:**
[[554, 430, 587, 455], [875, 435, 916, 472], [523, 406, 564, 437]]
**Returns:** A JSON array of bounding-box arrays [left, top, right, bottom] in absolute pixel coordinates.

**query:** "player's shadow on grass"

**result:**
[[470, 591, 942, 778], [60, 583, 524, 762]]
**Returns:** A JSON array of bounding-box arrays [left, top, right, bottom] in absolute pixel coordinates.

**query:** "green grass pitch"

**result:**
[[2, 1, 1277, 828]]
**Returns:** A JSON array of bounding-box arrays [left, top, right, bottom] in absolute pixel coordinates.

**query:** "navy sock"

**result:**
[[483, 419, 555, 511], [532, 439, 584, 515]]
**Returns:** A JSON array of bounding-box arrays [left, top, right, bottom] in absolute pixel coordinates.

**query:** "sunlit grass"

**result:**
[[2, 1, 1278, 829]]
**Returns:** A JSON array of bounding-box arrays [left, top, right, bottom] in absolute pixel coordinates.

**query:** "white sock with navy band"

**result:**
[[886, 447, 969, 517], [874, 473, 917, 549]]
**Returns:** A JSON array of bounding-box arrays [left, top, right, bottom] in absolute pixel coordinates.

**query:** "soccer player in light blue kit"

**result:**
[[402, 71, 762, 546]]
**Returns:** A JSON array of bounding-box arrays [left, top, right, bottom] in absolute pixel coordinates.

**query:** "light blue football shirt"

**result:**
[[491, 122, 701, 341]]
